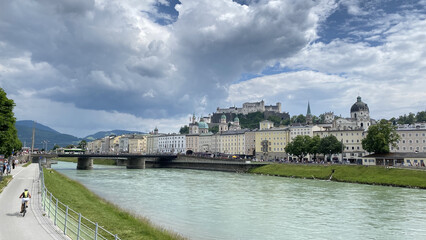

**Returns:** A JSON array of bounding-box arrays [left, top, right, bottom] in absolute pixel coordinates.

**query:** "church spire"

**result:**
[[307, 101, 311, 116], [306, 101, 313, 125]]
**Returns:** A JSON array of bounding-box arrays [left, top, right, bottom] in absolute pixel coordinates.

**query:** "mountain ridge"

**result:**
[[16, 120, 145, 149]]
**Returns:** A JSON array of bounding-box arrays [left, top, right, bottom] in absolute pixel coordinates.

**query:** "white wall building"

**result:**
[[158, 134, 186, 154]]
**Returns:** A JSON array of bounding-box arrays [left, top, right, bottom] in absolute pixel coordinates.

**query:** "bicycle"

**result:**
[[21, 201, 28, 217]]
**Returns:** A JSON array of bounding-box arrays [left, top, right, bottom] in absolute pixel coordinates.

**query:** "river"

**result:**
[[52, 161, 426, 240]]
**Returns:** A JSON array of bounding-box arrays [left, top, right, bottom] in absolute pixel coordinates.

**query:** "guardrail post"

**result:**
[[54, 198, 58, 225], [64, 206, 68, 235], [77, 213, 82, 240], [49, 192, 52, 217], [43, 189, 46, 212], [95, 223, 98, 240]]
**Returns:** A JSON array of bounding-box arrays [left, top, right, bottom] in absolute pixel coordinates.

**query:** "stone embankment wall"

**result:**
[[152, 155, 260, 172]]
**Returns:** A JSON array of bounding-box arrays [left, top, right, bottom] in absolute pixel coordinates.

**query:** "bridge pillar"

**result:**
[[126, 158, 146, 169], [77, 157, 93, 170], [116, 159, 127, 166]]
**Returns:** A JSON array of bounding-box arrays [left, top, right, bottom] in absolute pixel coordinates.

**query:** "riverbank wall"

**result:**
[[145, 155, 267, 172]]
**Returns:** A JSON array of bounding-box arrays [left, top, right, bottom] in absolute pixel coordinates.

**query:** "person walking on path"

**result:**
[[12, 159, 16, 169], [6, 162, 11, 175]]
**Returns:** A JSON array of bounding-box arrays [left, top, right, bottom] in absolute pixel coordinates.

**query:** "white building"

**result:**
[[158, 134, 186, 154], [333, 96, 376, 131]]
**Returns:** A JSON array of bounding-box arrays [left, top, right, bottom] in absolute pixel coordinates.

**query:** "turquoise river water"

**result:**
[[52, 161, 426, 240]]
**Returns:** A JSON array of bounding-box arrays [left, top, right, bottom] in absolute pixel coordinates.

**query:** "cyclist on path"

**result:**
[[19, 188, 31, 213]]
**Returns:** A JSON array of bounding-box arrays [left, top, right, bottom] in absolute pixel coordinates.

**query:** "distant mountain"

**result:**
[[84, 130, 145, 141], [16, 120, 59, 133], [15, 121, 146, 150], [16, 120, 81, 149]]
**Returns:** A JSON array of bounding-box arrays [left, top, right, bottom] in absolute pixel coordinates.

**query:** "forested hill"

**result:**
[[16, 121, 81, 149]]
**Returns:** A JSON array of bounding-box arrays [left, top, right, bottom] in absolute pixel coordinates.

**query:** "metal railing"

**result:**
[[39, 163, 121, 240]]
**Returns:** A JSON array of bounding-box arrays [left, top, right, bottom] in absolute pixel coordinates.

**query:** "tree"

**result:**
[[290, 114, 306, 124], [209, 125, 219, 134], [319, 135, 344, 161], [78, 140, 87, 150], [267, 115, 282, 126], [406, 113, 415, 125], [285, 135, 311, 160], [52, 144, 60, 150], [0, 88, 22, 157], [307, 135, 321, 159], [66, 144, 75, 148], [416, 111, 426, 122], [179, 125, 189, 134], [362, 119, 400, 154]]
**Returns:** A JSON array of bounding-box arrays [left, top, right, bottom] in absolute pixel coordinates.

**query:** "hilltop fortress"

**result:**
[[216, 100, 281, 115], [210, 100, 289, 124]]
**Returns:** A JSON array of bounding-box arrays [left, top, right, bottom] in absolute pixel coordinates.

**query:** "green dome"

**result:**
[[234, 116, 239, 122], [198, 122, 209, 129], [221, 114, 226, 119]]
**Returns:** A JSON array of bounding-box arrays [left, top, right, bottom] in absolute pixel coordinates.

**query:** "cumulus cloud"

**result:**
[[228, 6, 426, 119], [1, 0, 327, 128], [3, 0, 423, 136]]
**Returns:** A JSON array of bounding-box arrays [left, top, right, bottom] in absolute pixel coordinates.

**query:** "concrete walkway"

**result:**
[[0, 163, 69, 240]]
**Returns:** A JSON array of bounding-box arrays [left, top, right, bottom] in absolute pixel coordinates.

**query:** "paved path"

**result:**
[[0, 163, 69, 240]]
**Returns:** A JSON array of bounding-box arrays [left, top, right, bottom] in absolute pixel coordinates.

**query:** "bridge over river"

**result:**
[[29, 154, 269, 172]]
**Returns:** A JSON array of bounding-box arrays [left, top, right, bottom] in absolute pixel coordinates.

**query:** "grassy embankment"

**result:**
[[43, 169, 185, 240], [54, 157, 116, 165], [0, 175, 13, 193], [249, 164, 426, 189]]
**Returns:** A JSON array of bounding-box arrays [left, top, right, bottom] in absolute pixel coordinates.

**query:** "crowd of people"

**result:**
[[1, 157, 21, 176]]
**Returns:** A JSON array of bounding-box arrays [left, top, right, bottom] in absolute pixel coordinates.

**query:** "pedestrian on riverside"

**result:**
[[2, 161, 6, 174], [6, 162, 11, 175], [12, 159, 15, 169]]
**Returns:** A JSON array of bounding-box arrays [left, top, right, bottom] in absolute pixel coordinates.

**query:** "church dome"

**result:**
[[198, 122, 209, 129], [350, 96, 369, 112], [221, 114, 226, 119], [234, 116, 239, 122]]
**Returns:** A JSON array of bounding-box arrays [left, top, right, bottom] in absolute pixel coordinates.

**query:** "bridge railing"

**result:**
[[38, 163, 121, 240]]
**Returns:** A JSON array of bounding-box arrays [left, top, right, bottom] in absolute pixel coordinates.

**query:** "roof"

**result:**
[[350, 96, 369, 112], [198, 121, 209, 129]]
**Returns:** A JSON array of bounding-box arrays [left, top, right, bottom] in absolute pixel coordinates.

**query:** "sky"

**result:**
[[1, 0, 425, 138]]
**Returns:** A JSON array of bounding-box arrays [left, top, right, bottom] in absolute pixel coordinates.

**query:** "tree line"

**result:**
[[389, 111, 426, 125], [284, 135, 344, 161]]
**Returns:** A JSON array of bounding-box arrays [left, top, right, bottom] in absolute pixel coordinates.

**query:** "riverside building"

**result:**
[[393, 125, 426, 153]]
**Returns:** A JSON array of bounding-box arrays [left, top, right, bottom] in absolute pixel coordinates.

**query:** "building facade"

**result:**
[[158, 134, 186, 154], [393, 127, 426, 153], [255, 127, 290, 160]]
